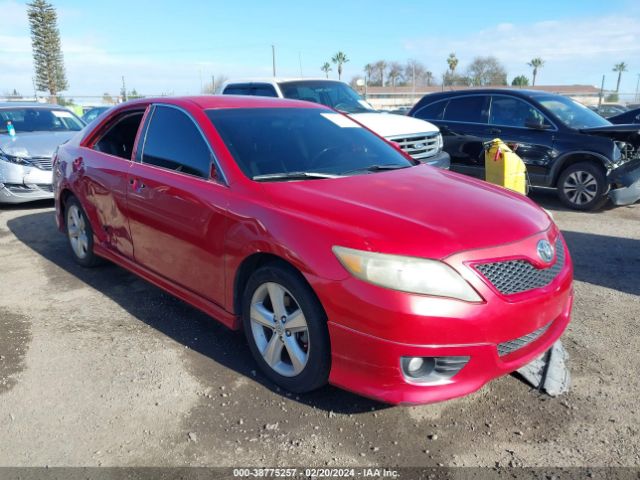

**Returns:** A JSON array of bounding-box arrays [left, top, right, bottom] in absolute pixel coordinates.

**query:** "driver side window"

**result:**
[[490, 96, 550, 128]]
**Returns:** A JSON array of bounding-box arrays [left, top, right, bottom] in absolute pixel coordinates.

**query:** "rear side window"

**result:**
[[444, 96, 489, 124], [94, 111, 145, 160], [141, 106, 211, 178], [414, 100, 446, 120]]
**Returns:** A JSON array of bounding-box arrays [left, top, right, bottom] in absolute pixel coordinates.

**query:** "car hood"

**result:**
[[260, 164, 552, 259], [579, 124, 640, 143], [0, 131, 76, 158], [349, 112, 439, 138]]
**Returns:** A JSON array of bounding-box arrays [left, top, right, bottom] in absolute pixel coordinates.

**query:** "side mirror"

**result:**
[[635, 114, 640, 123]]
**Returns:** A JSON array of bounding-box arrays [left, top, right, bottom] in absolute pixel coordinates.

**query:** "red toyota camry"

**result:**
[[53, 96, 573, 405]]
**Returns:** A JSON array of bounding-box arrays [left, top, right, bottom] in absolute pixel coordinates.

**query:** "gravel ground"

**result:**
[[0, 192, 638, 468]]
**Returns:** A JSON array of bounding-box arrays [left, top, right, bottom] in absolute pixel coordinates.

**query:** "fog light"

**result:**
[[401, 356, 470, 385]]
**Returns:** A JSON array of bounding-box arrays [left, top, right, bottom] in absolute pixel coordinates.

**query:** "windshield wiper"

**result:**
[[252, 171, 343, 181], [341, 164, 412, 175]]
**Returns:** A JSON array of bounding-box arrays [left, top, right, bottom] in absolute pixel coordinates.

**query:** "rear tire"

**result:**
[[242, 263, 330, 393], [557, 162, 608, 211], [65, 197, 101, 267]]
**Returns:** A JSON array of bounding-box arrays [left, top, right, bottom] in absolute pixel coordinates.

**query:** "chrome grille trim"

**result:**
[[30, 157, 53, 171], [497, 323, 551, 357], [476, 239, 565, 295], [387, 132, 439, 160]]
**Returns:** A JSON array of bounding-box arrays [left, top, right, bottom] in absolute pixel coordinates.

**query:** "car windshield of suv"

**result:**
[[207, 107, 413, 180], [0, 108, 84, 133], [278, 81, 374, 114], [537, 96, 611, 129]]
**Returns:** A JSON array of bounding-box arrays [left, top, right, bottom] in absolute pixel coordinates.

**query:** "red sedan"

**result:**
[[53, 96, 573, 405]]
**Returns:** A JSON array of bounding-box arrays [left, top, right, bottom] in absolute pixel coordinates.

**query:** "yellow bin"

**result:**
[[485, 138, 527, 195]]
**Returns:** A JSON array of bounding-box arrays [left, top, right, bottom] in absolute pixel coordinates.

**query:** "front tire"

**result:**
[[557, 162, 608, 211], [65, 197, 101, 267], [242, 263, 330, 393]]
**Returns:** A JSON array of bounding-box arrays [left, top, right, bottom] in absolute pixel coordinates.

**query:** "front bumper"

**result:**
[[0, 161, 53, 204], [319, 230, 573, 405], [421, 150, 450, 170], [608, 158, 640, 206]]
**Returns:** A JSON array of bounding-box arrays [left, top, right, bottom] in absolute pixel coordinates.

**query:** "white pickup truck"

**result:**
[[220, 78, 450, 169]]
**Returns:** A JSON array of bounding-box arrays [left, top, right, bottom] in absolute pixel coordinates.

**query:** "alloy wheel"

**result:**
[[562, 170, 598, 206], [67, 204, 89, 260], [249, 282, 310, 377]]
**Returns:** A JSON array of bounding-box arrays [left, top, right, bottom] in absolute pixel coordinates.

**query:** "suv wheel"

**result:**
[[242, 263, 330, 393], [557, 162, 608, 211]]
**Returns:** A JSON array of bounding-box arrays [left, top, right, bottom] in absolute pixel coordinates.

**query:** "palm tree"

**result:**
[[331, 51, 349, 80], [425, 71, 434, 87], [321, 62, 332, 79], [375, 60, 387, 86], [363, 63, 373, 85], [527, 57, 545, 86], [447, 53, 458, 74], [388, 62, 403, 87], [613, 62, 628, 92]]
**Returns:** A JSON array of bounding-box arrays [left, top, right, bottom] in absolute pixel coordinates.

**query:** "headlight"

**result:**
[[0, 153, 30, 166], [333, 246, 482, 302], [436, 133, 443, 153]]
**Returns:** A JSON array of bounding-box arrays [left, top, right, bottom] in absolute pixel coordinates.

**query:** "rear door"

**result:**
[[78, 108, 147, 258], [126, 104, 229, 305], [436, 95, 490, 178], [486, 95, 556, 185]]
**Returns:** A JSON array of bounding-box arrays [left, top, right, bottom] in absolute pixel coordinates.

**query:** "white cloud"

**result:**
[[404, 13, 640, 93]]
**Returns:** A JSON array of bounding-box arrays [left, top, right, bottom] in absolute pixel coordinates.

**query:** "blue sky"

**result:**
[[1, 0, 639, 98]]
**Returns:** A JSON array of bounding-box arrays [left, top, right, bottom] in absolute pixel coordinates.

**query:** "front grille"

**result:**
[[476, 239, 565, 295], [388, 132, 439, 160], [497, 322, 551, 357], [30, 157, 53, 171]]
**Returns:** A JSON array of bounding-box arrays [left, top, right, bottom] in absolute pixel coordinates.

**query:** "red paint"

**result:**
[[54, 96, 574, 405]]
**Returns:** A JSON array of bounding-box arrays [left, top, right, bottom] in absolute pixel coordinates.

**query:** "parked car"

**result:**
[[53, 96, 573, 404], [409, 89, 640, 210], [588, 104, 628, 118], [81, 106, 111, 123], [220, 78, 450, 169], [608, 107, 640, 125], [0, 102, 85, 204]]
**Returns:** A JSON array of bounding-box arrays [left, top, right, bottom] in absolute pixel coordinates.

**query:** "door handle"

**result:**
[[489, 128, 501, 135], [72, 156, 83, 172]]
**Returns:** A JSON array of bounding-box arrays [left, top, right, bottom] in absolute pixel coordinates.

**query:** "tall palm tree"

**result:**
[[613, 62, 628, 92], [321, 62, 332, 79], [363, 63, 373, 85], [375, 60, 387, 86], [527, 57, 545, 86], [331, 51, 349, 80], [425, 71, 434, 87], [446, 53, 458, 86]]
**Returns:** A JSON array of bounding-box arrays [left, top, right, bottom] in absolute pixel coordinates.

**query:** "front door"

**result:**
[[126, 105, 228, 305]]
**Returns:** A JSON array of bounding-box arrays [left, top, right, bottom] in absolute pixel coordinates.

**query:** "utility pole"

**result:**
[[636, 74, 640, 102], [211, 75, 215, 93], [598, 74, 605, 107], [298, 52, 303, 78], [272, 45, 276, 77]]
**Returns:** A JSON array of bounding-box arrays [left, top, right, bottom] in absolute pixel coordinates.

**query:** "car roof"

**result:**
[[0, 102, 71, 109], [223, 77, 345, 86], [414, 88, 556, 105], [122, 95, 329, 111]]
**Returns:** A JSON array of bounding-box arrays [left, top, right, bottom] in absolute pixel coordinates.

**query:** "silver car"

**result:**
[[0, 103, 84, 204]]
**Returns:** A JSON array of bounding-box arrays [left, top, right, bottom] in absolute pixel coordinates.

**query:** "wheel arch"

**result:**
[[551, 151, 609, 187]]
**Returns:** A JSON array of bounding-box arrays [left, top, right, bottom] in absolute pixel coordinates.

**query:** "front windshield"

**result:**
[[278, 81, 374, 114], [206, 108, 413, 180], [0, 107, 84, 134], [538, 96, 611, 129]]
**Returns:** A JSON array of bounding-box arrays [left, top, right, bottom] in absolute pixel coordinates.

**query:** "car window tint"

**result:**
[[223, 85, 251, 95], [206, 108, 412, 179], [94, 112, 145, 160], [414, 100, 446, 120], [251, 84, 278, 97], [444, 96, 489, 123], [141, 106, 211, 178], [490, 96, 549, 128]]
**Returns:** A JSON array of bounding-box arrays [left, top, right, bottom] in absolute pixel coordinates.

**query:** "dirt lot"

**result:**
[[0, 192, 638, 468]]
